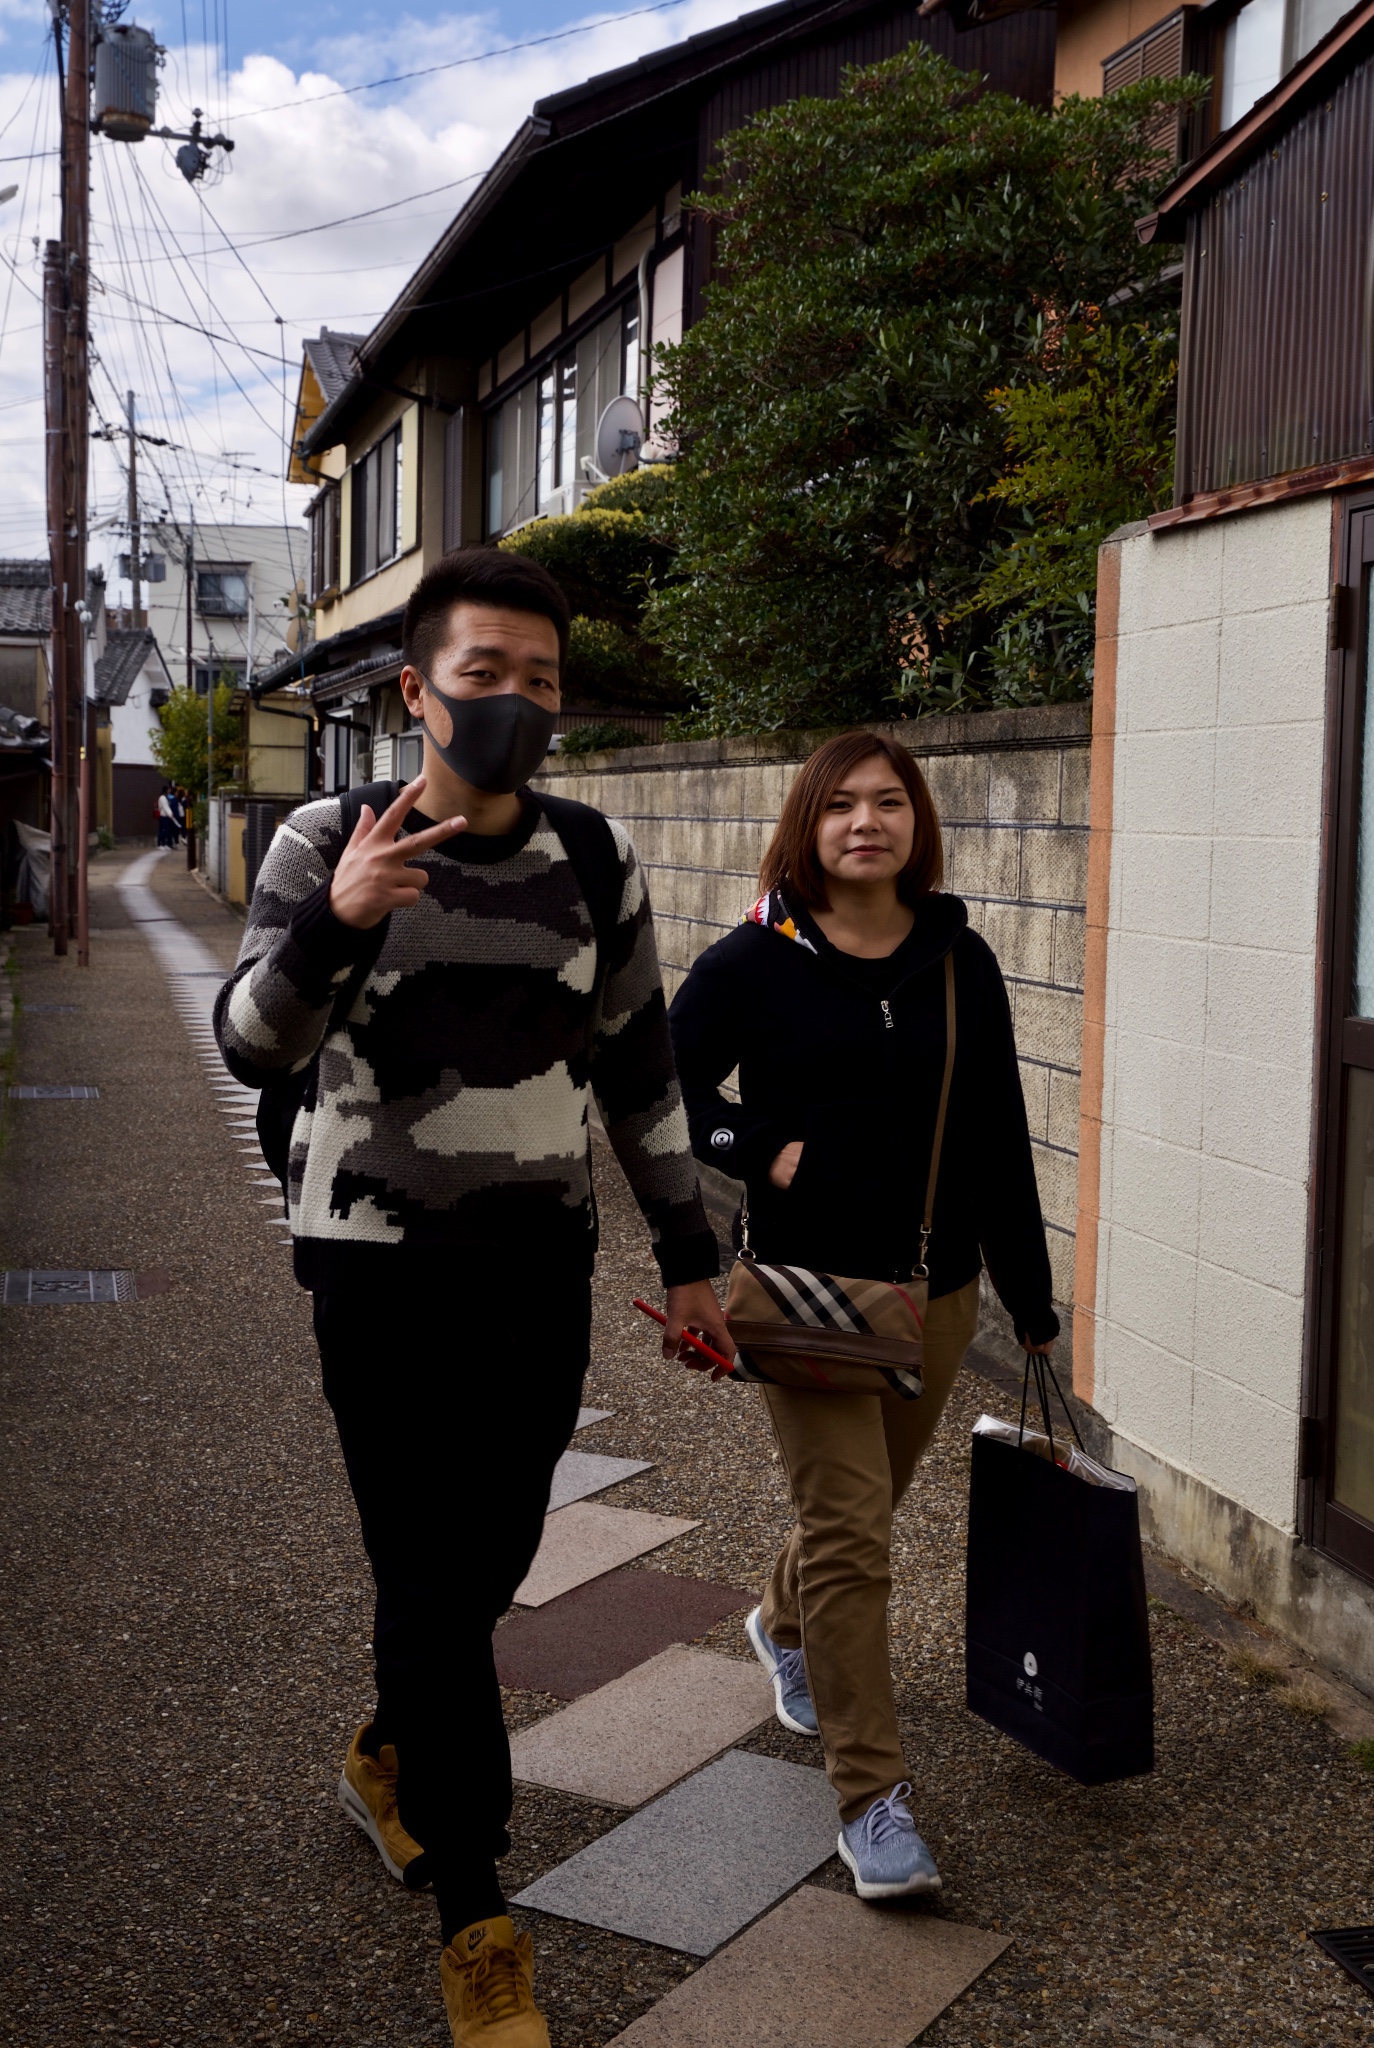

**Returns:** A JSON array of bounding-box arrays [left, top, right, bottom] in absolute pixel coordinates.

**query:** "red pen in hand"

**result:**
[[632, 1298, 737, 1381]]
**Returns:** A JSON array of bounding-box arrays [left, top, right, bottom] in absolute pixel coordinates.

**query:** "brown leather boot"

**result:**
[[440, 1916, 551, 2046], [336, 1724, 426, 1884]]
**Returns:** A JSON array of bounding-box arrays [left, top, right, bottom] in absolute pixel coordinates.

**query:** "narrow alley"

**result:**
[[2, 849, 1372, 2046]]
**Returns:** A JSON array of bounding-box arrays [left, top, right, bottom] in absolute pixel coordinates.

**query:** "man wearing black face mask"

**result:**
[[215, 548, 728, 2047]]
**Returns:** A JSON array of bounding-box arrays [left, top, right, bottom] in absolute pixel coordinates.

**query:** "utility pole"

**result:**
[[126, 389, 140, 626], [45, 7, 235, 938], [44, 0, 91, 959], [184, 507, 195, 694], [63, 0, 90, 960], [43, 237, 68, 953]]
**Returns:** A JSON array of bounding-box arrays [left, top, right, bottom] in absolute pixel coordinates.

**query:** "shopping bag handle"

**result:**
[[1018, 1349, 1086, 1468]]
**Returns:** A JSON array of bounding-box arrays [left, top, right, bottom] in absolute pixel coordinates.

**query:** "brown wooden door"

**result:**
[[1312, 497, 1374, 1581]]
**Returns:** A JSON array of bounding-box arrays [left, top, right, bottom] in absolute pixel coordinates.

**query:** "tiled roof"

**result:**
[[0, 559, 51, 637], [303, 329, 365, 405], [94, 627, 170, 706]]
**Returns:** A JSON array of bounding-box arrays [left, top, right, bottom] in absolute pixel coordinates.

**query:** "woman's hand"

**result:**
[[769, 1141, 804, 1190], [1021, 1337, 1055, 1356], [663, 1282, 735, 1379]]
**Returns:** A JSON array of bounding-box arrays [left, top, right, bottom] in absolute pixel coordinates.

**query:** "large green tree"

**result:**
[[647, 47, 1202, 733]]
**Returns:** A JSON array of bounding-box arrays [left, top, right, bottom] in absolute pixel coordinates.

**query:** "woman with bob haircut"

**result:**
[[667, 729, 1057, 1901]]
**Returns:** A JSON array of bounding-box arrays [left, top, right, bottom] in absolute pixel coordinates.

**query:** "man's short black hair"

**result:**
[[402, 546, 571, 678]]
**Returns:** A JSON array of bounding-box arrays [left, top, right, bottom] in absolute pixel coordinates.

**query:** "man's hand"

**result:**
[[329, 777, 467, 930], [768, 1141, 803, 1190], [663, 1280, 736, 1381]]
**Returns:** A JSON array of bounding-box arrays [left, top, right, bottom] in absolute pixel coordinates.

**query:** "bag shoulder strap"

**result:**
[[917, 951, 957, 1274], [337, 778, 403, 841], [536, 791, 624, 987]]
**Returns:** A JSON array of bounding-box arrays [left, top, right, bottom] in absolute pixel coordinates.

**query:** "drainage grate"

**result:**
[[3, 1269, 137, 1304], [8, 1084, 99, 1099], [171, 970, 225, 977], [1312, 1928, 1374, 1997]]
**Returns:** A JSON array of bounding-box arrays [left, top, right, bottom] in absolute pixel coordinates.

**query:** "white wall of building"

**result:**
[[1096, 498, 1330, 1536], [131, 521, 308, 684], [107, 656, 165, 769]]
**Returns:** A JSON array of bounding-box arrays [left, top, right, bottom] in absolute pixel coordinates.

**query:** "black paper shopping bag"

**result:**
[[964, 1377, 1154, 1786]]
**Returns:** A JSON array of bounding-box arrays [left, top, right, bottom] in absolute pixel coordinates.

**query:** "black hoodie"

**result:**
[[667, 887, 1059, 1347]]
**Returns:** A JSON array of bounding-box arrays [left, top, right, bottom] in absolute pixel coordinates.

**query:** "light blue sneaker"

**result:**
[[838, 1783, 942, 1899], [745, 1606, 819, 1736]]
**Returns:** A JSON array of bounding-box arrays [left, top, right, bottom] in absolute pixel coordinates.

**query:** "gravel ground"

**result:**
[[2, 849, 1372, 2047]]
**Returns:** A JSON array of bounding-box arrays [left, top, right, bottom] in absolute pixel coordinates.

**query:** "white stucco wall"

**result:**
[[1096, 497, 1331, 1535], [108, 659, 164, 769]]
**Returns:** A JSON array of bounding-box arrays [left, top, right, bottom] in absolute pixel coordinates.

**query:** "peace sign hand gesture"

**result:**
[[328, 776, 467, 930]]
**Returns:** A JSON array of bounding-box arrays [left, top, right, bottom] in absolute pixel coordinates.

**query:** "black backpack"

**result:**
[[254, 781, 625, 1192]]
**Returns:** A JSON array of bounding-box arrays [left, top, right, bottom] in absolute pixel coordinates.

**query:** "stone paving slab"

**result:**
[[604, 1884, 1010, 2045], [510, 1646, 772, 1806], [548, 1449, 655, 1511], [514, 1502, 699, 1608], [495, 1569, 751, 1698], [576, 1407, 614, 1431], [513, 1748, 836, 1954]]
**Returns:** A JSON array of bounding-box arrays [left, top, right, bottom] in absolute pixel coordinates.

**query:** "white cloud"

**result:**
[[0, 0, 748, 580]]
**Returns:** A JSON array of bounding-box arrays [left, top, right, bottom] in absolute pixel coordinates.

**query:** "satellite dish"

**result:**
[[595, 396, 644, 479]]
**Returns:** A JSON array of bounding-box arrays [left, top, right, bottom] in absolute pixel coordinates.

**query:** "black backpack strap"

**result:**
[[536, 791, 624, 991], [337, 778, 403, 840]]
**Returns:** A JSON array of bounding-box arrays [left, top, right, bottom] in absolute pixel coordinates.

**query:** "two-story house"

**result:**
[[256, 0, 1057, 787]]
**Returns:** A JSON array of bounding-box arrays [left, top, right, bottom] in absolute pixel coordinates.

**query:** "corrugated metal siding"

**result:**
[[1175, 51, 1374, 500], [697, 5, 1056, 166]]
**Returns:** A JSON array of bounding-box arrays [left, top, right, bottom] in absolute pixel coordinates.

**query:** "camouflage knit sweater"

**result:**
[[214, 791, 717, 1291]]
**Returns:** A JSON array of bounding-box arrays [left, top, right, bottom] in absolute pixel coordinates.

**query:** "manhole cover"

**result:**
[[3, 1270, 136, 1304], [24, 1004, 78, 1014], [1312, 1928, 1374, 1997], [8, 1084, 99, 1099]]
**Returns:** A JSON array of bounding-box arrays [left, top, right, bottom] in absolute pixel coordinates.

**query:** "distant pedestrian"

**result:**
[[156, 782, 178, 848], [171, 786, 187, 842], [215, 548, 727, 2047], [668, 730, 1058, 1902]]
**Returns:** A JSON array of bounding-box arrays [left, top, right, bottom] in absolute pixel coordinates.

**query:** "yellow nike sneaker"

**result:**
[[440, 1916, 551, 2047], [336, 1724, 426, 1885]]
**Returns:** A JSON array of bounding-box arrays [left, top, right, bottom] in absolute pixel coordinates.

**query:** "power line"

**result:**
[[225, 0, 699, 122]]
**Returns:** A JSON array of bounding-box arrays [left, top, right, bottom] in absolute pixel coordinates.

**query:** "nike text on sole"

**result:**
[[837, 1832, 943, 1899], [338, 1768, 409, 1883]]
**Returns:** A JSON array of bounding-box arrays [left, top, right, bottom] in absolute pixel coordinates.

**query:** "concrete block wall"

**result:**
[[540, 702, 1091, 1317], [1093, 497, 1330, 1540]]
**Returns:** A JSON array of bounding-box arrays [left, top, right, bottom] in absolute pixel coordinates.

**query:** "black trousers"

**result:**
[[313, 1276, 590, 1886]]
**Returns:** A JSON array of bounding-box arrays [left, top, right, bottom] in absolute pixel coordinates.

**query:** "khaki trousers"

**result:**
[[759, 1275, 981, 1822]]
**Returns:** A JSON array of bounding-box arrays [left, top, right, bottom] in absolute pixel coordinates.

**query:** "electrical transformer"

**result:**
[[92, 25, 159, 142]]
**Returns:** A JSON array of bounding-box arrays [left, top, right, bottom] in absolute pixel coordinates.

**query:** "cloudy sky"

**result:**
[[0, 0, 749, 594]]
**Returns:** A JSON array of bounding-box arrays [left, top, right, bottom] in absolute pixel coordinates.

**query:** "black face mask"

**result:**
[[419, 675, 557, 795]]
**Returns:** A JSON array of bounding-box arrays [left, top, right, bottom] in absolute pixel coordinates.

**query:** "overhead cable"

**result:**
[[226, 0, 698, 121]]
